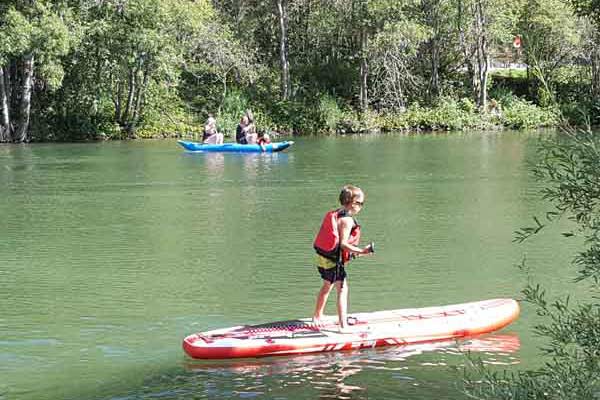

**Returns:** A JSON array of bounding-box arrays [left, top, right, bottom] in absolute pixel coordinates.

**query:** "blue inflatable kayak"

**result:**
[[178, 140, 294, 153]]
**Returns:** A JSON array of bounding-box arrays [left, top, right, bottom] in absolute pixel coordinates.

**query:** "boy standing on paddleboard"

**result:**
[[313, 185, 374, 332]]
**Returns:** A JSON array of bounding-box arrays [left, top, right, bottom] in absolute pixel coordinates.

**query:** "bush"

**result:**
[[501, 98, 559, 129], [376, 98, 481, 132], [135, 82, 198, 139], [217, 90, 250, 138], [489, 86, 518, 108], [553, 66, 591, 105], [267, 99, 321, 134], [318, 94, 345, 133]]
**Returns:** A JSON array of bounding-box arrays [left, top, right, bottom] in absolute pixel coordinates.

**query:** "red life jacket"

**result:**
[[313, 209, 361, 264]]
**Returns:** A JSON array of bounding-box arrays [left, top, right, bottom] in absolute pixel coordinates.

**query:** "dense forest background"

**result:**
[[1, 0, 599, 142]]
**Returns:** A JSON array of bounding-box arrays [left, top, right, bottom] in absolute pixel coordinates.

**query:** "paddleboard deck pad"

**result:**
[[183, 298, 519, 359]]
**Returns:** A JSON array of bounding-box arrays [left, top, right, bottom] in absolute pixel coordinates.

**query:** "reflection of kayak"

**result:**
[[177, 140, 294, 153], [182, 298, 519, 359]]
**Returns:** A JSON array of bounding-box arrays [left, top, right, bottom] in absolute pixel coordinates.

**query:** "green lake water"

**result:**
[[0, 133, 582, 399]]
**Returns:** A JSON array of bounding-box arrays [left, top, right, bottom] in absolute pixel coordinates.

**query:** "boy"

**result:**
[[313, 185, 374, 331]]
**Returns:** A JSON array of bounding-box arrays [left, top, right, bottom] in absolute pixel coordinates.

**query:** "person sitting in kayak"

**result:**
[[202, 115, 223, 144], [236, 115, 250, 144], [257, 132, 271, 151], [312, 185, 374, 332], [244, 109, 258, 144]]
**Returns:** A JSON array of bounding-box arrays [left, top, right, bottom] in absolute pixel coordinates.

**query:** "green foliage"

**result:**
[[490, 86, 519, 108], [490, 72, 530, 100], [518, 0, 584, 107], [266, 99, 321, 134], [501, 98, 559, 129], [559, 98, 600, 126], [592, 99, 600, 125], [371, 96, 559, 132], [135, 81, 197, 139], [458, 97, 477, 113], [490, 68, 528, 80], [490, 66, 597, 127], [0, 7, 33, 63], [21, 0, 228, 140], [369, 19, 428, 109], [569, 0, 600, 30], [335, 109, 381, 134], [0, 2, 71, 82], [423, 98, 481, 130], [376, 98, 482, 131], [465, 130, 600, 399], [2, 0, 595, 141], [550, 66, 596, 124], [318, 94, 345, 133], [217, 90, 250, 138]]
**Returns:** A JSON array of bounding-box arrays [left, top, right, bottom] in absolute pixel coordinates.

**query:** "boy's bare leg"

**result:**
[[336, 280, 349, 331], [313, 281, 333, 325]]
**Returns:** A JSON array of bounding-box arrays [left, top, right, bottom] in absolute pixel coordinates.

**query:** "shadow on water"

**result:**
[[105, 333, 520, 400]]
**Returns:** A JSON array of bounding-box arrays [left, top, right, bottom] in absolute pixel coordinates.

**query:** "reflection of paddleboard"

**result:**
[[177, 140, 293, 153], [182, 298, 520, 359], [183, 333, 521, 374]]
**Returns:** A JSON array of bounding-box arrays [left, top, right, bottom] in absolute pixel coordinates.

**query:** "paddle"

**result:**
[[367, 241, 375, 253], [350, 241, 375, 260]]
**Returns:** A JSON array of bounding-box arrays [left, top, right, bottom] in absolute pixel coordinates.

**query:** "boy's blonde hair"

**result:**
[[339, 185, 363, 206]]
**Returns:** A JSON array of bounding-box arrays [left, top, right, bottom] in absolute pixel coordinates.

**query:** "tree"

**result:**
[[186, 21, 257, 109], [50, 0, 230, 138], [0, 1, 71, 142], [519, 0, 582, 105], [276, 0, 290, 100], [457, 0, 519, 109], [570, 0, 600, 100], [369, 21, 428, 110], [416, 0, 462, 102]]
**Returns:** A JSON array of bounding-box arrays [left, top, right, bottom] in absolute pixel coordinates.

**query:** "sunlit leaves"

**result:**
[[0, 7, 34, 64], [0, 2, 71, 82]]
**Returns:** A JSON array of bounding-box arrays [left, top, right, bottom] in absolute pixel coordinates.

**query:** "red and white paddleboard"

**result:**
[[182, 298, 519, 359]]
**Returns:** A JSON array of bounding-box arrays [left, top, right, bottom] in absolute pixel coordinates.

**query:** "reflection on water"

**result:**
[[203, 153, 225, 177], [173, 333, 520, 400], [239, 152, 292, 176]]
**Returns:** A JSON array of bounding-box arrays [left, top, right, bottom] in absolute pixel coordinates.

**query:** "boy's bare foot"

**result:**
[[338, 325, 353, 334], [311, 317, 325, 328]]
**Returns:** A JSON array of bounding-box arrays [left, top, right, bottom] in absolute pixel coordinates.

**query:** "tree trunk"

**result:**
[[123, 66, 136, 131], [276, 0, 290, 100], [114, 80, 123, 124], [0, 65, 11, 142], [426, 0, 441, 101], [359, 24, 368, 112], [10, 60, 19, 121], [14, 54, 34, 143], [92, 48, 102, 120], [430, 36, 441, 100], [221, 72, 227, 103], [473, 0, 488, 110], [131, 68, 149, 130], [457, 0, 476, 100], [592, 42, 600, 101]]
